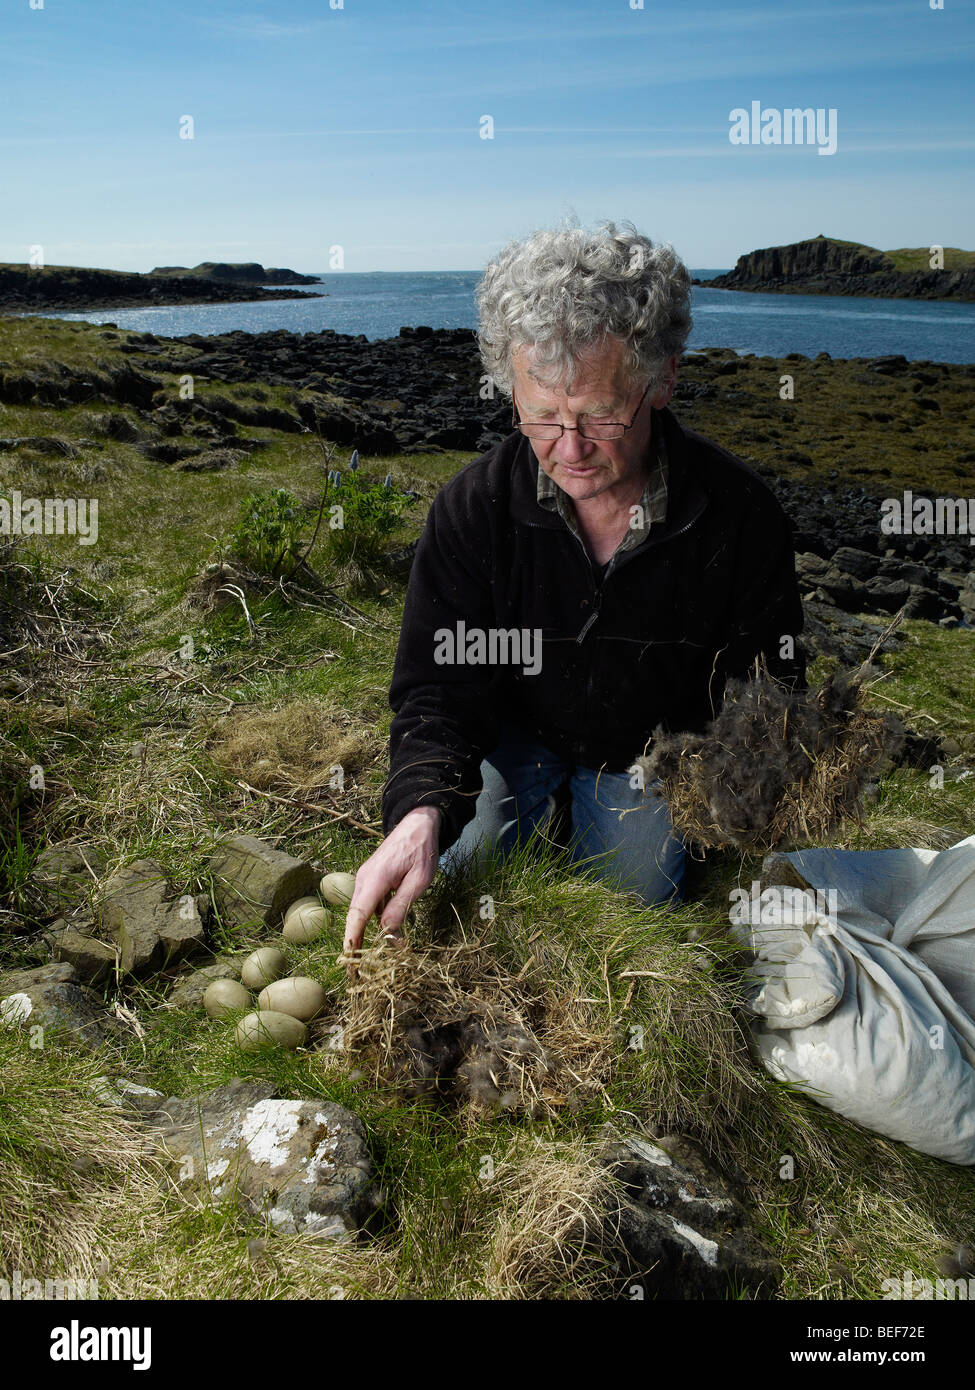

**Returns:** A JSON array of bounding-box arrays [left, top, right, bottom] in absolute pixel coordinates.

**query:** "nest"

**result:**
[[636, 658, 905, 853], [337, 936, 610, 1119]]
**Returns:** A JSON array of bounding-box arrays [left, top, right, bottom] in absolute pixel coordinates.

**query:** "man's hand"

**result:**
[[342, 805, 442, 957]]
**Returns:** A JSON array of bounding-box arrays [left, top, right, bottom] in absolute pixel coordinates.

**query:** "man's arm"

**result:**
[[344, 478, 502, 952], [713, 493, 807, 699], [381, 481, 504, 850]]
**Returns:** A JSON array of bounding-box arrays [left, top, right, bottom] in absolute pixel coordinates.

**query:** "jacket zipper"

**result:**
[[520, 496, 707, 643]]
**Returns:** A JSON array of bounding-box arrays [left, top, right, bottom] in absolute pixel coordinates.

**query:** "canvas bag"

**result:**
[[728, 833, 975, 1164]]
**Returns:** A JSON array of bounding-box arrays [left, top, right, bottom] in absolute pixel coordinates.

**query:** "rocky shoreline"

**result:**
[[2, 321, 973, 649]]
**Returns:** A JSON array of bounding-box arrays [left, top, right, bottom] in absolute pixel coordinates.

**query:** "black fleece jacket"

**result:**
[[382, 406, 806, 854]]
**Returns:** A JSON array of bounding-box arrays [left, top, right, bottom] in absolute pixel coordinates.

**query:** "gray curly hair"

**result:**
[[475, 220, 692, 399]]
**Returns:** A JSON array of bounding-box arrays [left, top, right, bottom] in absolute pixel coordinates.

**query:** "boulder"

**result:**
[[599, 1129, 781, 1298], [0, 966, 119, 1050], [1, 961, 77, 993], [100, 860, 206, 977], [144, 1079, 382, 1238], [209, 835, 318, 929], [800, 600, 905, 666], [90, 1075, 166, 1114], [45, 923, 117, 984], [830, 546, 880, 581]]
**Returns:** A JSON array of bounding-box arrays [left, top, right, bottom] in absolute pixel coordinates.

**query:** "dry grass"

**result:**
[[207, 696, 384, 802], [481, 1133, 618, 1299], [336, 929, 611, 1121], [0, 1025, 160, 1283]]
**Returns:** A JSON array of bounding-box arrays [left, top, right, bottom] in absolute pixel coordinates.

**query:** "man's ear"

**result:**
[[652, 353, 679, 409]]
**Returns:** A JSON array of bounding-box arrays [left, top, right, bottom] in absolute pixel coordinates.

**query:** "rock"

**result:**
[[169, 960, 245, 1010], [817, 565, 866, 610], [1, 961, 77, 993], [865, 576, 911, 612], [800, 600, 904, 667], [100, 860, 206, 977], [0, 974, 119, 1050], [144, 1080, 382, 1238], [90, 1075, 165, 1114], [46, 923, 117, 984], [599, 1129, 781, 1298], [830, 546, 880, 581], [210, 835, 318, 929], [795, 551, 830, 582]]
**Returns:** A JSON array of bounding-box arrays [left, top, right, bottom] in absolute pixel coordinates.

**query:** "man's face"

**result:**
[[510, 336, 677, 505]]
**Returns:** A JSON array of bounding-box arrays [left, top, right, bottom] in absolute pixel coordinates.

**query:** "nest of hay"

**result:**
[[337, 937, 610, 1119], [207, 698, 383, 801], [637, 661, 904, 853]]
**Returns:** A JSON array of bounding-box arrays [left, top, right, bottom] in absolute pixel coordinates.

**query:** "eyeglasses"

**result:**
[[512, 377, 654, 441]]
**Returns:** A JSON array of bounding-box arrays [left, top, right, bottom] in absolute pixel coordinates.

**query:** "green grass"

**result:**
[[1, 317, 974, 1301]]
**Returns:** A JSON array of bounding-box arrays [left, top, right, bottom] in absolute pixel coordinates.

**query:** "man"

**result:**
[[343, 221, 805, 954]]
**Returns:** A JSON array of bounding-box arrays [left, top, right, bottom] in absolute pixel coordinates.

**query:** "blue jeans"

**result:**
[[439, 724, 686, 906]]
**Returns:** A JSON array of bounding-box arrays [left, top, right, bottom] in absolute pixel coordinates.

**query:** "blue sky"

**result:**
[[1, 0, 972, 273]]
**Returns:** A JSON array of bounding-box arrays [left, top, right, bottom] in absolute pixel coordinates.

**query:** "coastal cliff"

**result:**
[[700, 236, 975, 301]]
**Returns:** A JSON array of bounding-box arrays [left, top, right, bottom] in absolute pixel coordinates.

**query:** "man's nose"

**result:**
[[554, 424, 593, 464]]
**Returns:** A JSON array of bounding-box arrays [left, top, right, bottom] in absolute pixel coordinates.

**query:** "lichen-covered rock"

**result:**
[[91, 1075, 165, 1114], [1, 961, 77, 993], [599, 1129, 781, 1299], [209, 835, 318, 929], [0, 971, 119, 1050], [100, 860, 206, 977], [144, 1079, 381, 1239]]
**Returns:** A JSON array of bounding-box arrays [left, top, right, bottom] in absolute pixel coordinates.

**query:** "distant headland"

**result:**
[[696, 236, 975, 301], [0, 262, 324, 313]]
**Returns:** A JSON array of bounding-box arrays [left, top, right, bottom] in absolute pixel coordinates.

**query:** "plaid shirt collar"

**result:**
[[534, 408, 669, 571]]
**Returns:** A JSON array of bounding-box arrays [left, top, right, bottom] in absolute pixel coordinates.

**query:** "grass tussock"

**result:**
[[207, 696, 384, 801], [480, 1133, 618, 1299]]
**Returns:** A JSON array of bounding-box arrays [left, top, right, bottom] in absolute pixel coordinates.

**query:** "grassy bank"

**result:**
[[1, 316, 974, 1300]]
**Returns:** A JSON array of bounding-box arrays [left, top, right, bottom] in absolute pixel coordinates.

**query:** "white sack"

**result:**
[[729, 832, 975, 1164]]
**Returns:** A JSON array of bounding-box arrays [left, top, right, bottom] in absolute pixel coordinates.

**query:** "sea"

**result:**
[[31, 270, 975, 364]]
